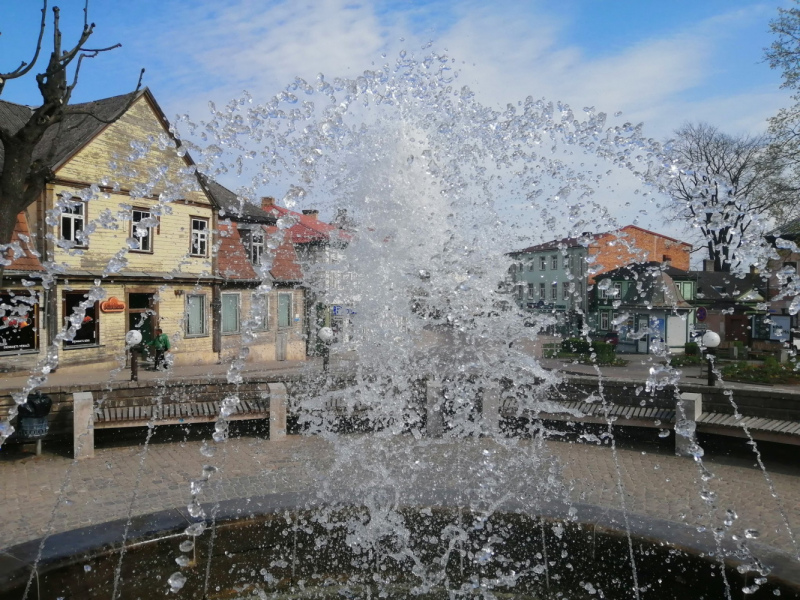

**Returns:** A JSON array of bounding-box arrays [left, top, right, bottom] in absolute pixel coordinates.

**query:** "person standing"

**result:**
[[149, 328, 171, 370]]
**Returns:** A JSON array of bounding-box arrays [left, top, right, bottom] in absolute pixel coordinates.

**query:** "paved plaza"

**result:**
[[1, 428, 799, 560]]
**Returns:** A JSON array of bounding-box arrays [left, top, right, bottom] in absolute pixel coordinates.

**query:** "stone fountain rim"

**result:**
[[1, 489, 798, 592]]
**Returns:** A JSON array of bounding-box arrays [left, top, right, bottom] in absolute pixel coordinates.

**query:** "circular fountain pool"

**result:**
[[3, 491, 797, 599]]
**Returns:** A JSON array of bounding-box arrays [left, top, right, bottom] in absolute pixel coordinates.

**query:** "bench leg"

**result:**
[[268, 383, 287, 442], [73, 392, 95, 460]]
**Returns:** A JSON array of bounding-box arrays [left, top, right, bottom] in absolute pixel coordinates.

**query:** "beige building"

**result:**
[[0, 89, 305, 375]]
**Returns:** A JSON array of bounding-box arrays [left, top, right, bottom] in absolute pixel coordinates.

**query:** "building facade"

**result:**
[[0, 89, 306, 375]]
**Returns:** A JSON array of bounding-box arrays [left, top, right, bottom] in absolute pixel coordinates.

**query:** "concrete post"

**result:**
[[426, 379, 444, 437], [268, 382, 288, 441], [73, 392, 95, 460], [483, 384, 502, 437], [675, 392, 702, 458]]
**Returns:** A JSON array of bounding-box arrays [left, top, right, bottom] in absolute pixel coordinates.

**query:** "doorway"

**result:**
[[128, 292, 156, 360]]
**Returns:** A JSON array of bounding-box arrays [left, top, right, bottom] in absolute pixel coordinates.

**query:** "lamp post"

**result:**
[[701, 330, 721, 387], [126, 330, 143, 381], [318, 326, 334, 371]]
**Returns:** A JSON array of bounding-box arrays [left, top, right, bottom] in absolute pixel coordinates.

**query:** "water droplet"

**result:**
[[744, 529, 760, 539], [84, 564, 92, 572], [168, 572, 187, 592], [175, 555, 192, 567], [185, 522, 206, 536], [179, 540, 194, 552]]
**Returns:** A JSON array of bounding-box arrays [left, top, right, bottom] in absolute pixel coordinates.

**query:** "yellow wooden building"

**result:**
[[0, 89, 305, 375]]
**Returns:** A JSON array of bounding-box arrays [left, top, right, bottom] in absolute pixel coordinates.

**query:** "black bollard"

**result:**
[[131, 347, 139, 382], [706, 350, 715, 387]]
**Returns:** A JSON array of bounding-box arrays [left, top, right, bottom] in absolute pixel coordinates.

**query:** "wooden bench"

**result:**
[[92, 398, 270, 428], [499, 394, 800, 448], [73, 383, 288, 459]]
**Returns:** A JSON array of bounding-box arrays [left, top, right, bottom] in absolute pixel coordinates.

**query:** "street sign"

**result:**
[[696, 307, 707, 322]]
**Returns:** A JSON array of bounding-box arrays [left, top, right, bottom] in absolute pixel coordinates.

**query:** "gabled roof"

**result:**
[[510, 225, 691, 256], [596, 262, 691, 309], [689, 270, 766, 302], [5, 213, 44, 273], [0, 90, 142, 172], [767, 217, 800, 241], [264, 204, 348, 245], [199, 176, 277, 225], [216, 222, 303, 283], [509, 233, 601, 255]]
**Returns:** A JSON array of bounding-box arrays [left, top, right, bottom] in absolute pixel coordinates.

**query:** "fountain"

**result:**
[[1, 48, 799, 599]]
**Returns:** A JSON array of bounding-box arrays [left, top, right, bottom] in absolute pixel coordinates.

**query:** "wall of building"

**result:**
[[589, 226, 690, 280], [511, 247, 587, 312]]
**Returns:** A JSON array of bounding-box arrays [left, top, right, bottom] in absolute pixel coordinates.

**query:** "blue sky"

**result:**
[[0, 0, 795, 243], [0, 0, 792, 140]]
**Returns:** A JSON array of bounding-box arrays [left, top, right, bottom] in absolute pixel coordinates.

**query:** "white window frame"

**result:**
[[539, 256, 547, 271], [185, 294, 207, 337], [539, 282, 545, 299], [221, 292, 240, 335], [131, 208, 153, 252], [551, 255, 558, 270], [600, 311, 609, 330], [527, 283, 534, 299], [551, 282, 558, 300], [61, 201, 86, 246], [190, 217, 209, 257], [249, 229, 265, 265]]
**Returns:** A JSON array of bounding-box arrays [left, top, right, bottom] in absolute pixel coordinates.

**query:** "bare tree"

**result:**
[[667, 123, 790, 272], [0, 1, 142, 271]]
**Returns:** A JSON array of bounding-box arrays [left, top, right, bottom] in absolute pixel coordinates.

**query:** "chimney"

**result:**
[[662, 254, 671, 268], [302, 209, 319, 221], [261, 196, 275, 210], [703, 259, 715, 272]]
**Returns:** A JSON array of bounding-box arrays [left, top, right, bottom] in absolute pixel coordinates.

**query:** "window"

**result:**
[[539, 256, 547, 270], [63, 292, 99, 347], [539, 282, 545, 299], [563, 282, 570, 300], [252, 293, 269, 330], [132, 208, 153, 252], [517, 285, 524, 300], [249, 230, 264, 265], [278, 293, 293, 328], [600, 311, 609, 330], [191, 218, 209, 257], [528, 262, 534, 272], [551, 282, 558, 300], [527, 283, 534, 298], [186, 294, 206, 336], [0, 292, 38, 352], [613, 283, 621, 298], [221, 293, 240, 334], [61, 202, 86, 246], [551, 255, 558, 270]]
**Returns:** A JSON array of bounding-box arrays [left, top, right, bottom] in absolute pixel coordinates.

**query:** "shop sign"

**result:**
[[100, 297, 126, 313]]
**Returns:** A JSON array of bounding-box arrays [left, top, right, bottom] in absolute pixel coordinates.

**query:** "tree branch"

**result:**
[[0, 0, 48, 94]]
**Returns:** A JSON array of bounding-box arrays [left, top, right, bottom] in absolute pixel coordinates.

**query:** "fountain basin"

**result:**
[[1, 491, 797, 599]]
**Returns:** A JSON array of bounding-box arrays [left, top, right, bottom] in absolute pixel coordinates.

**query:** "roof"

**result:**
[[767, 217, 800, 241], [510, 233, 600, 255], [216, 222, 303, 283], [510, 225, 691, 256], [264, 204, 349, 245], [0, 90, 142, 172], [199, 176, 277, 225], [4, 212, 44, 273], [596, 261, 691, 309], [689, 270, 766, 302]]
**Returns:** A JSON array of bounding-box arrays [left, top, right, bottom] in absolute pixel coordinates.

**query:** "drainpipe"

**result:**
[[211, 286, 222, 361]]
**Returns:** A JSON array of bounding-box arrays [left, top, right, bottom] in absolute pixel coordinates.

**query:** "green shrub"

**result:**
[[671, 354, 701, 367], [592, 341, 615, 361], [562, 338, 591, 354], [684, 342, 699, 356]]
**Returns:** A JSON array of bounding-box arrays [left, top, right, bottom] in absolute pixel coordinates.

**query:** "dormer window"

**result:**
[[249, 230, 264, 265]]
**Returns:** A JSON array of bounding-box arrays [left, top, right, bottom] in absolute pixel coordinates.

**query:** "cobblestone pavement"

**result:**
[[1, 431, 798, 562]]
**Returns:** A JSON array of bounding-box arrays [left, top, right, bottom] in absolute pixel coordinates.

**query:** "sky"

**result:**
[[0, 0, 795, 245]]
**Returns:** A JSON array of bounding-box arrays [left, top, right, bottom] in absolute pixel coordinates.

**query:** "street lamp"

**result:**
[[126, 330, 143, 381], [701, 330, 721, 387], [318, 326, 334, 371]]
